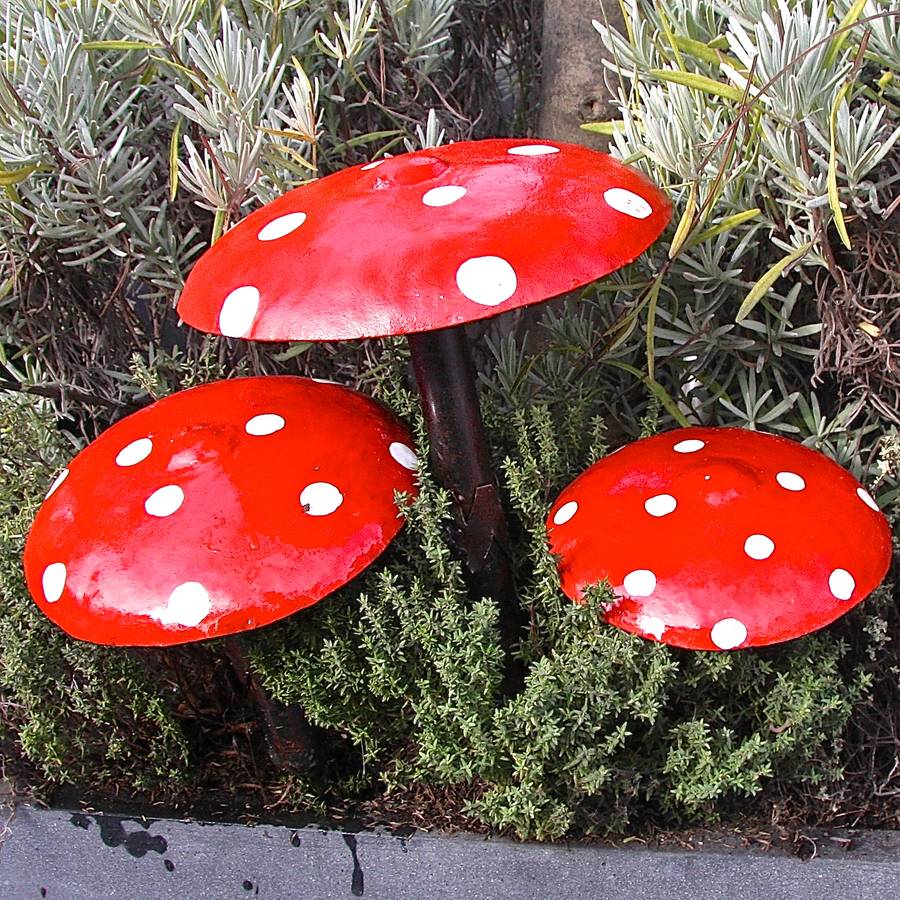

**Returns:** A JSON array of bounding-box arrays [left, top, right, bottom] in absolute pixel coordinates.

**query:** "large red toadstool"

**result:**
[[176, 138, 671, 647], [177, 140, 670, 341], [547, 428, 892, 651], [24, 376, 418, 646]]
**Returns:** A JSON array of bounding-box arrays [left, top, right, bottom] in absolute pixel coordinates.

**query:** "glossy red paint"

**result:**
[[23, 377, 418, 646], [177, 139, 671, 341], [547, 428, 892, 650]]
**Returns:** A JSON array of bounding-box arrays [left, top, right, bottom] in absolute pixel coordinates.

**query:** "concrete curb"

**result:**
[[1, 804, 899, 899]]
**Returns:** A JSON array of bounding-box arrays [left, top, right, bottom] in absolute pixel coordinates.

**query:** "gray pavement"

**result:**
[[1, 804, 899, 899]]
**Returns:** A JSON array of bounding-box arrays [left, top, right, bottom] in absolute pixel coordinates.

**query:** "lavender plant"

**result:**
[[564, 0, 898, 499], [0, 0, 539, 418]]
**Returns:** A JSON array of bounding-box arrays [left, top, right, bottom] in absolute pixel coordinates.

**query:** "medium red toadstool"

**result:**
[[176, 138, 671, 649], [547, 427, 892, 651], [23, 376, 418, 646]]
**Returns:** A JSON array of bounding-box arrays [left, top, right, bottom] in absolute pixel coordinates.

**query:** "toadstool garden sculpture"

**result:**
[[24, 376, 417, 644], [547, 428, 892, 651], [23, 375, 418, 763], [176, 138, 672, 648]]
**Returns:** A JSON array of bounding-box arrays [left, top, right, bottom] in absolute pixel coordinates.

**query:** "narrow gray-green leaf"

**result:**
[[736, 242, 812, 323]]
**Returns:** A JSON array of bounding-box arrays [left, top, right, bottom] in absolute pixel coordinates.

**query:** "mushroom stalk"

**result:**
[[407, 326, 524, 672], [223, 636, 322, 774]]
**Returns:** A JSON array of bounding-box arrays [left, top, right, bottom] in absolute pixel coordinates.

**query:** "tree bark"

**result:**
[[538, 0, 624, 146]]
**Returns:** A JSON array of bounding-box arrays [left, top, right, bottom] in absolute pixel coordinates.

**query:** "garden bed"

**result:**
[[1, 0, 898, 847]]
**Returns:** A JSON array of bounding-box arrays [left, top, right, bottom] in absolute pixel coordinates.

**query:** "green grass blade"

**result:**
[[604, 360, 691, 427], [168, 117, 182, 202], [736, 242, 812, 322], [827, 82, 853, 250], [0, 163, 40, 185], [668, 181, 697, 259], [648, 69, 745, 102], [671, 35, 741, 71], [645, 278, 662, 381], [686, 209, 761, 247], [580, 121, 626, 135], [824, 0, 868, 68], [80, 40, 161, 51]]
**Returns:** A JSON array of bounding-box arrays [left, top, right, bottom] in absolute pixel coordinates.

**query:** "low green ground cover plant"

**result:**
[[1, 0, 897, 837]]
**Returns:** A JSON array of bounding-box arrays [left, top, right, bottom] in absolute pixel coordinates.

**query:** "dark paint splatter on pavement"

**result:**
[[342, 833, 364, 896], [68, 813, 167, 859]]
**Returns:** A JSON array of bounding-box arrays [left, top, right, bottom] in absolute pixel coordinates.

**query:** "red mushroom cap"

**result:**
[[177, 139, 671, 341], [23, 377, 418, 646], [547, 427, 892, 651]]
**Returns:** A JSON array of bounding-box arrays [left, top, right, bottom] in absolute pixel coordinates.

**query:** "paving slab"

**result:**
[[1, 804, 899, 899]]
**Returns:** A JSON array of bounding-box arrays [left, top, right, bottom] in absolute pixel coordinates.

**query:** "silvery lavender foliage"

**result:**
[[0, 0, 478, 414], [510, 0, 897, 500]]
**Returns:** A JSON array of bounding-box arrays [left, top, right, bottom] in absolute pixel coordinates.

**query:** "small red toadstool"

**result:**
[[547, 427, 892, 650], [23, 376, 418, 646], [176, 138, 671, 649]]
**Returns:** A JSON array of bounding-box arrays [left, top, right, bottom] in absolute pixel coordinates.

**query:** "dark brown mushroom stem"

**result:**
[[223, 636, 323, 774], [407, 326, 525, 689]]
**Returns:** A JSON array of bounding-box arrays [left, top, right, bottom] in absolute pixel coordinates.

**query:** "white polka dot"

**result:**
[[711, 618, 747, 649], [301, 481, 343, 516], [257, 211, 306, 241], [507, 144, 559, 156], [603, 187, 653, 219], [422, 185, 467, 207], [683, 354, 699, 362], [389, 442, 418, 470], [361, 159, 385, 170], [46, 468, 69, 498], [145, 485, 185, 517], [637, 614, 665, 640], [857, 487, 879, 512], [776, 471, 806, 491], [829, 568, 855, 601], [673, 439, 705, 453], [219, 285, 259, 338], [42, 562, 66, 603], [152, 582, 211, 627], [553, 501, 578, 525], [456, 256, 517, 307], [744, 534, 775, 560], [245, 414, 285, 436], [116, 438, 153, 467], [644, 494, 677, 517], [623, 569, 656, 597]]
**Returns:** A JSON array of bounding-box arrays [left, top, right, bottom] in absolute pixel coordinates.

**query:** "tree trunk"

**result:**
[[538, 0, 625, 146]]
